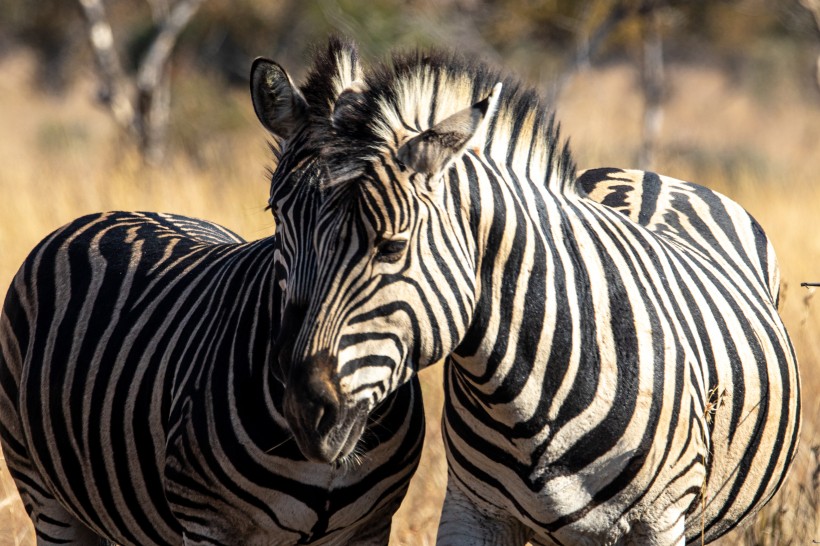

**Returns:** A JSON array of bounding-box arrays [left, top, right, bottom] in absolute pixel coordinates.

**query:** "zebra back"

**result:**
[[577, 167, 781, 307]]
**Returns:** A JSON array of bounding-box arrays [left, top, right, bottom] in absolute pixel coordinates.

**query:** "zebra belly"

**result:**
[[444, 383, 709, 544], [449, 447, 705, 544]]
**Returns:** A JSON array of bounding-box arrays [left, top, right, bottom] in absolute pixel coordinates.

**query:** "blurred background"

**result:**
[[0, 0, 818, 544]]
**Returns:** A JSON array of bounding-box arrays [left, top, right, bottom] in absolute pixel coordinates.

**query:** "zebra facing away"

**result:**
[[253, 40, 801, 545], [0, 42, 424, 545]]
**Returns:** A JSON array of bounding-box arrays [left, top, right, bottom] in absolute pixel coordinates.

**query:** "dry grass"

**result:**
[[0, 52, 818, 544]]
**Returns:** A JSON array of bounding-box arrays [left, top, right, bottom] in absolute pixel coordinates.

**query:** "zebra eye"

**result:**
[[375, 238, 408, 263]]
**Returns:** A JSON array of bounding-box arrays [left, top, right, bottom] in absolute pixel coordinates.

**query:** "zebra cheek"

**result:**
[[338, 346, 403, 406]]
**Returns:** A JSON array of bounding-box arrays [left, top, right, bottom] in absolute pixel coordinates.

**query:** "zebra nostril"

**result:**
[[306, 376, 339, 436], [314, 398, 338, 436], [313, 404, 324, 430], [292, 351, 341, 437]]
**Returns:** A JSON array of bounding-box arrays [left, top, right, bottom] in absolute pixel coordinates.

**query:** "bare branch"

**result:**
[[800, 0, 820, 92], [135, 0, 205, 164], [137, 0, 205, 93], [146, 0, 171, 19], [579, 2, 631, 68], [549, 0, 659, 103], [800, 0, 820, 33], [76, 0, 136, 134], [77, 0, 205, 165], [549, 2, 630, 103]]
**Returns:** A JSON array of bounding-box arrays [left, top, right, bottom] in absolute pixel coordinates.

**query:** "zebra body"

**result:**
[[435, 165, 798, 545], [256, 41, 801, 545], [0, 215, 423, 542]]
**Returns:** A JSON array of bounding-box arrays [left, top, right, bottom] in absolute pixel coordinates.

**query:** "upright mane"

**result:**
[[301, 36, 362, 119], [324, 47, 576, 192], [265, 37, 361, 174]]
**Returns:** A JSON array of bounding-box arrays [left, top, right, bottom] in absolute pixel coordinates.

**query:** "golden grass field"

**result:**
[[0, 50, 818, 544]]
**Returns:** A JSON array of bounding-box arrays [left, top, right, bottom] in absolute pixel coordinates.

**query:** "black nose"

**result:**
[[283, 351, 343, 461], [297, 358, 339, 436]]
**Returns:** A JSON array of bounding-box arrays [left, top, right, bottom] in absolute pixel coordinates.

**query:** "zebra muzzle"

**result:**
[[283, 352, 365, 463]]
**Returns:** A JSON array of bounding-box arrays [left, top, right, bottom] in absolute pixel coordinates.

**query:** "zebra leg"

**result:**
[[623, 507, 686, 546], [2, 421, 107, 543], [4, 449, 107, 545], [22, 485, 108, 545], [436, 479, 531, 546]]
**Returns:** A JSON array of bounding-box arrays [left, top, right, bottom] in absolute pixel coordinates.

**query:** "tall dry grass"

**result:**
[[0, 51, 818, 544]]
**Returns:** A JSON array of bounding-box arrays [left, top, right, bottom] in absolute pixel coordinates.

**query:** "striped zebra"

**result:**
[[0, 41, 424, 546], [256, 42, 801, 545]]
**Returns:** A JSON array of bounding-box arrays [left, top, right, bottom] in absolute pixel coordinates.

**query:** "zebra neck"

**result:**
[[167, 237, 289, 445], [451, 163, 584, 404]]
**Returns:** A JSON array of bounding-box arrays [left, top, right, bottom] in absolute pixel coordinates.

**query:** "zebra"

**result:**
[[0, 40, 424, 546], [255, 42, 801, 545]]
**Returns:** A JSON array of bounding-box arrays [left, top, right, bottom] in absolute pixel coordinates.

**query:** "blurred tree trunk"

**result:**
[[549, 1, 634, 104], [77, 0, 205, 165], [800, 0, 820, 93], [550, 0, 667, 171], [638, 5, 665, 170], [20, 0, 82, 95]]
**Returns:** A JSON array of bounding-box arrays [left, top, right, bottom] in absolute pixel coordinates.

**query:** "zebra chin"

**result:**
[[283, 402, 369, 464]]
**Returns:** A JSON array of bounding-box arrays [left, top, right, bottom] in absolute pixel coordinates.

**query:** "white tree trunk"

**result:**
[[638, 7, 664, 171], [77, 0, 205, 165]]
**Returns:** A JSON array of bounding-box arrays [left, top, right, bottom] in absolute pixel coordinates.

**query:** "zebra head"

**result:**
[[251, 39, 376, 463], [254, 46, 504, 462]]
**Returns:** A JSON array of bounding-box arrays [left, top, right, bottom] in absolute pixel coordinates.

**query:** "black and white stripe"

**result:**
[[259, 41, 801, 545], [0, 40, 424, 546]]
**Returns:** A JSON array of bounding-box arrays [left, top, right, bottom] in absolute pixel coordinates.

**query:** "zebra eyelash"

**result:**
[[374, 238, 408, 263]]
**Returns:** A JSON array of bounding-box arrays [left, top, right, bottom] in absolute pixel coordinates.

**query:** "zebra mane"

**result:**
[[264, 37, 360, 176], [301, 36, 362, 119], [322, 46, 576, 193]]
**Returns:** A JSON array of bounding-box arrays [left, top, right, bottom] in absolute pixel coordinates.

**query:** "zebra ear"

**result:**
[[250, 58, 309, 139], [398, 82, 502, 176]]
